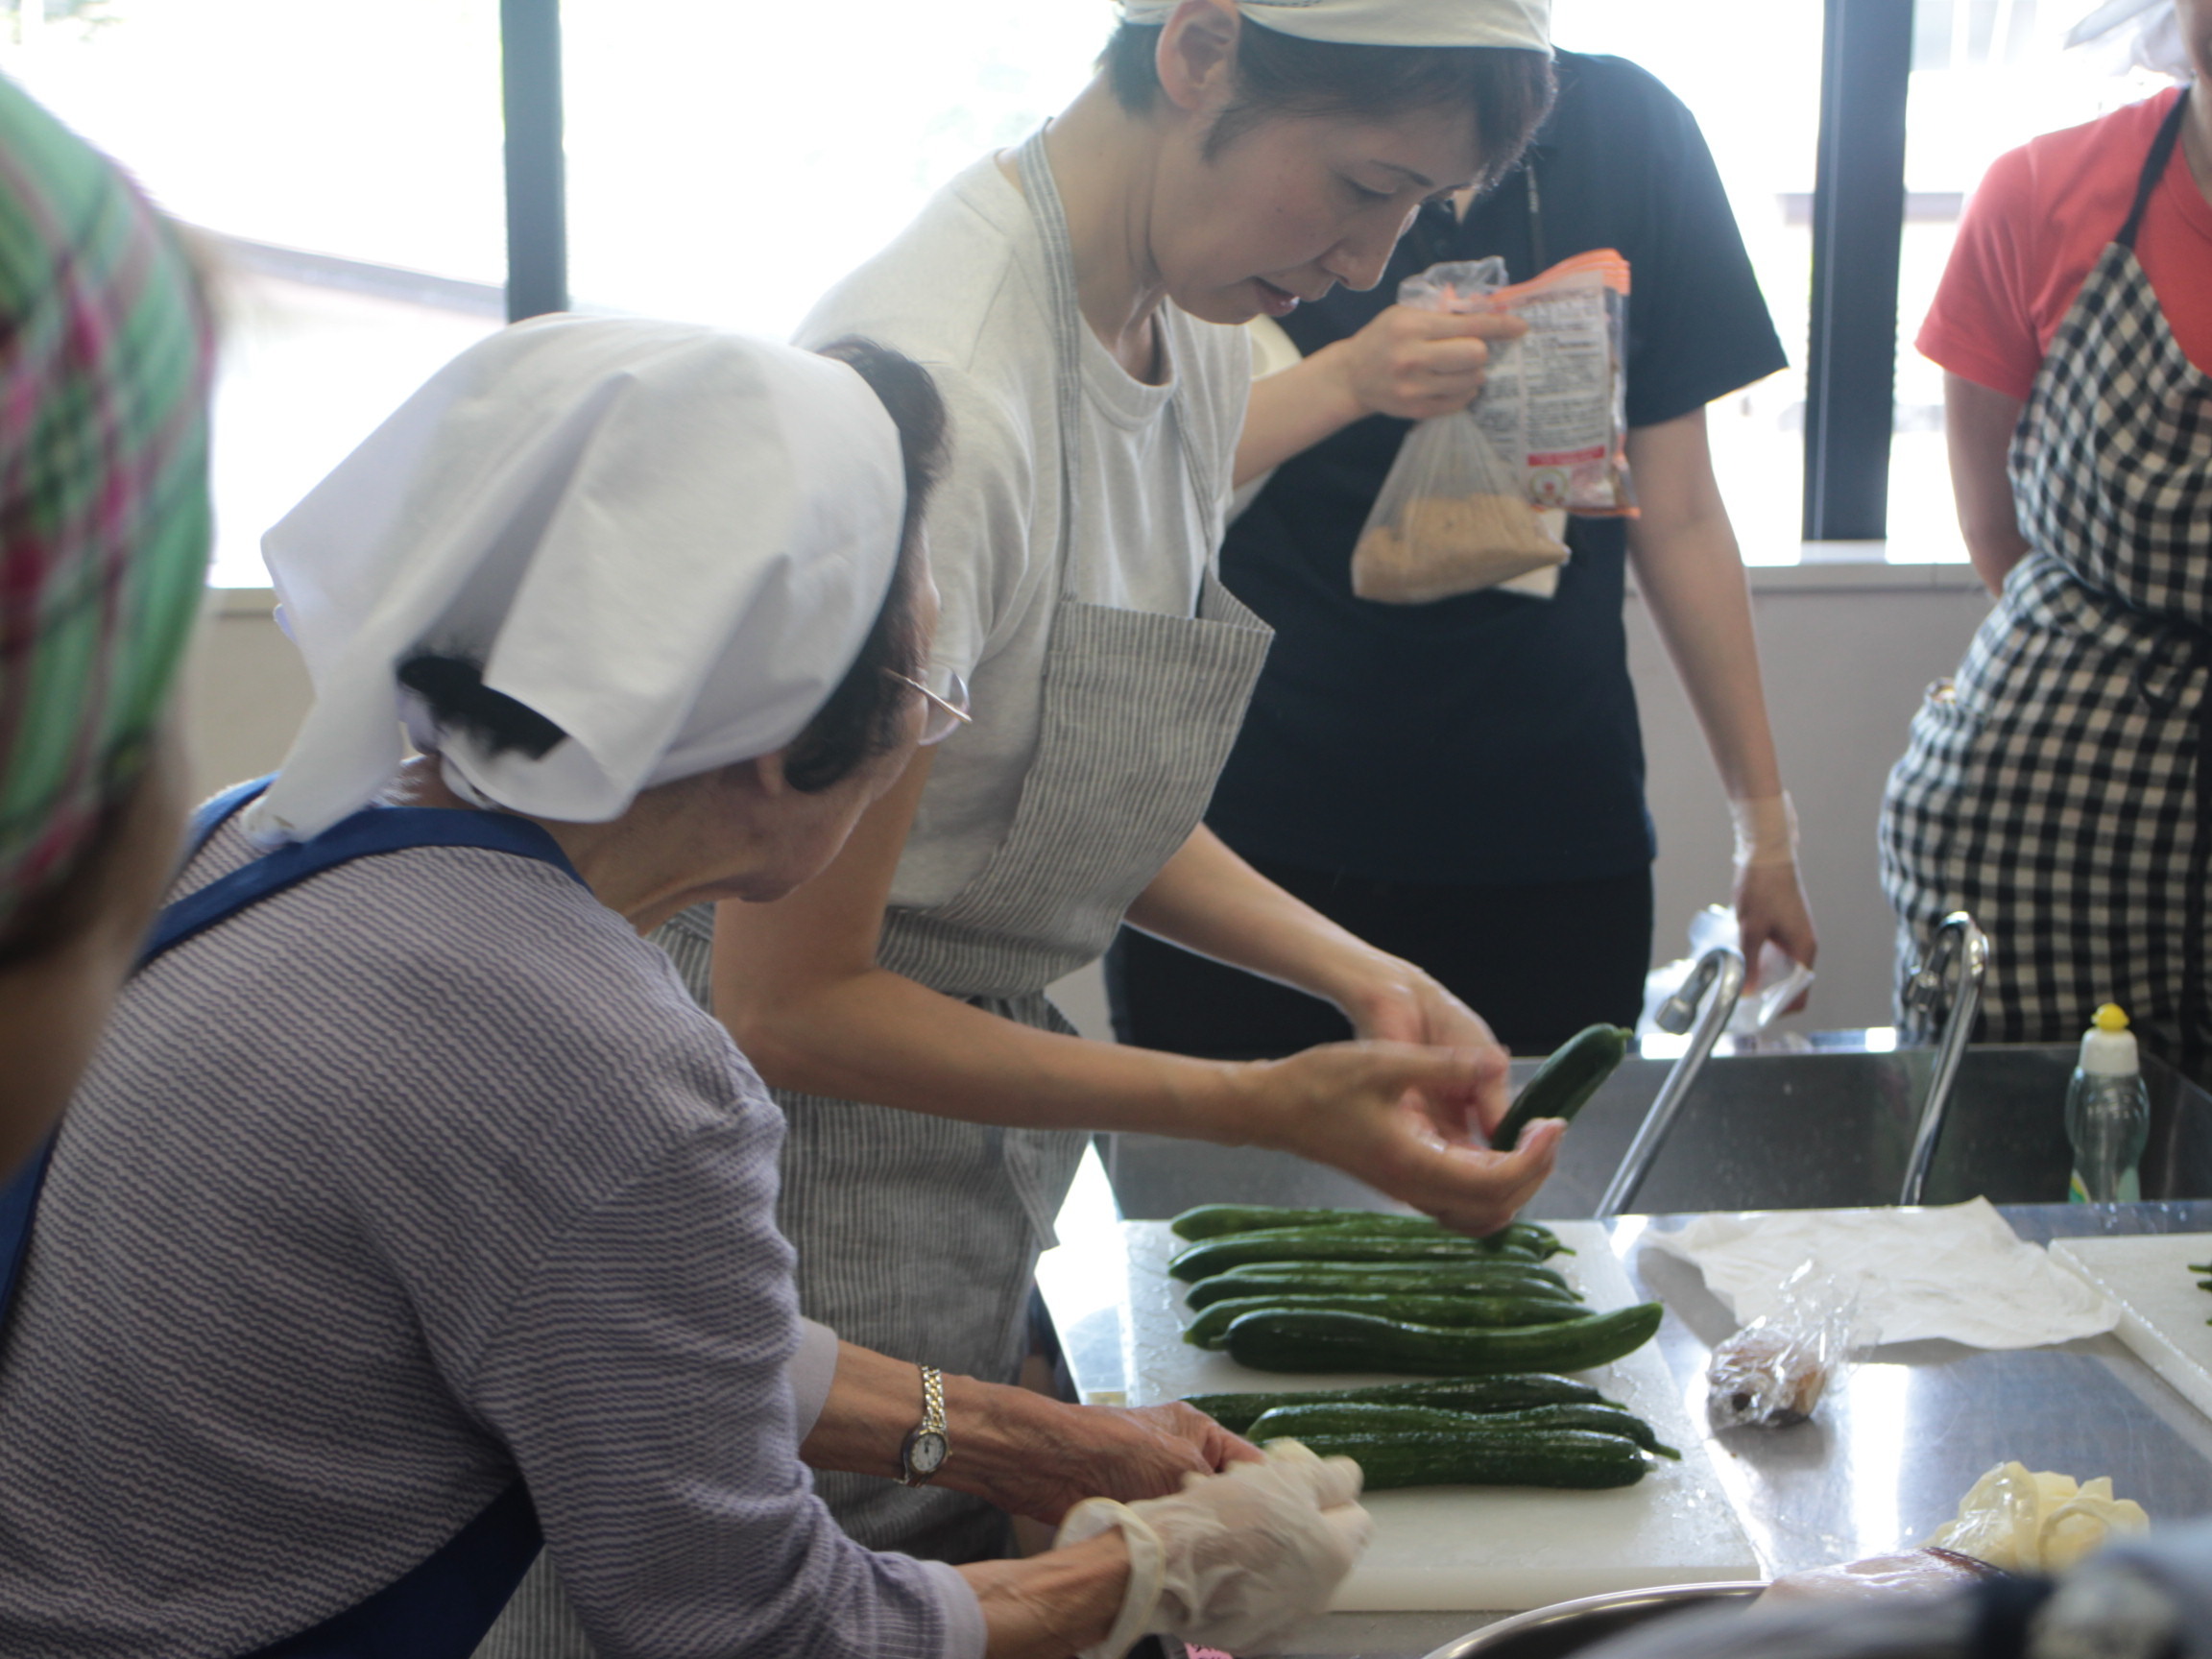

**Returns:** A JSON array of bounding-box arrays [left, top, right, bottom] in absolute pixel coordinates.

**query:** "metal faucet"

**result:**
[[1897, 910, 1989, 1207], [1595, 947, 1746, 1218]]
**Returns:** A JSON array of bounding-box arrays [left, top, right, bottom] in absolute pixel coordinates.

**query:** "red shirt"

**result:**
[[1918, 87, 2212, 398]]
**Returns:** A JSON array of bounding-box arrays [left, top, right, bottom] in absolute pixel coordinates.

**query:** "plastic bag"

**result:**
[[1706, 1261, 1871, 1430], [1639, 904, 1815, 1037], [1351, 250, 1634, 607], [1925, 1461, 2149, 1572]]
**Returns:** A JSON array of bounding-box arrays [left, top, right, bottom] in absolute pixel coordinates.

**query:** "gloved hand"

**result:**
[[1052, 1438, 1373, 1658]]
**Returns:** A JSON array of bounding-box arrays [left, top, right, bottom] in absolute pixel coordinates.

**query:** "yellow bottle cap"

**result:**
[[2094, 1003, 2130, 1033]]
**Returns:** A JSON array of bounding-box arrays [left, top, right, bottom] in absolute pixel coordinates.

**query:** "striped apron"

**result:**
[[1881, 89, 2212, 1080], [472, 128, 1271, 1657], [783, 129, 1270, 1562]]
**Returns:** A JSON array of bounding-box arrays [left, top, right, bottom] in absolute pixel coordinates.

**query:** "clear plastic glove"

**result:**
[[1052, 1438, 1373, 1658]]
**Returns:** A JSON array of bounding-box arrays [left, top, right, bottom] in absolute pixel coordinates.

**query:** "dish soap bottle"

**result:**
[[2065, 1003, 2149, 1203]]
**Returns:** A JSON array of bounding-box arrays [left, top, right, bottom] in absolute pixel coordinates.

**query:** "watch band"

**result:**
[[899, 1363, 949, 1486]]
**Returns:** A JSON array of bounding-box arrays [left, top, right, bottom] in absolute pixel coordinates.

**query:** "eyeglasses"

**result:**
[[885, 666, 973, 747]]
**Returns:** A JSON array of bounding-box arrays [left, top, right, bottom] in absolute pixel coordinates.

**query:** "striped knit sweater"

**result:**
[[0, 813, 981, 1658]]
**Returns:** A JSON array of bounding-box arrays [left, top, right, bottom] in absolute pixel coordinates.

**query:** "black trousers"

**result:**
[[1105, 854, 1654, 1060]]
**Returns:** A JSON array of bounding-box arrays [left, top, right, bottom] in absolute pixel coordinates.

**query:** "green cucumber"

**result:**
[[1185, 1292, 1584, 1349], [1492, 1024, 1633, 1152], [1186, 1259, 1575, 1309], [1170, 1207, 1568, 1259], [1245, 1400, 1679, 1459], [1169, 1227, 1546, 1284], [1295, 1428, 1651, 1490], [1221, 1303, 1665, 1377], [1171, 1205, 1449, 1241], [1181, 1373, 1611, 1434]]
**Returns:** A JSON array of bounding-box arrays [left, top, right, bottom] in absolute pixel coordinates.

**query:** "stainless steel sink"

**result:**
[[1100, 1036, 2212, 1219]]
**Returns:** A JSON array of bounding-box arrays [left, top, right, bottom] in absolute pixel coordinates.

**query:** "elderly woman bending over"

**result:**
[[0, 319, 1366, 1659]]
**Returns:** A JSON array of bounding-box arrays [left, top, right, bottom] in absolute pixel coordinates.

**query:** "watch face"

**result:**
[[905, 1429, 948, 1478]]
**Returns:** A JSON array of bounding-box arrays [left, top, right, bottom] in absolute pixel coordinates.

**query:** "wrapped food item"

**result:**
[[1924, 1460, 2149, 1573], [1350, 249, 1633, 606], [1706, 1262, 1867, 1430]]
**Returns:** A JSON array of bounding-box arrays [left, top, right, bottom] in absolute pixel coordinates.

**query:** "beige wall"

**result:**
[[182, 567, 1993, 1038]]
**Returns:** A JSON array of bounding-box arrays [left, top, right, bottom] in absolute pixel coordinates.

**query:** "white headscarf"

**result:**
[[244, 316, 907, 847], [1118, 0, 1550, 53], [2066, 0, 2195, 79]]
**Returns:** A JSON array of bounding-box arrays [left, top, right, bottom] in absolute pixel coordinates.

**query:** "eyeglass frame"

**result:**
[[885, 666, 972, 746]]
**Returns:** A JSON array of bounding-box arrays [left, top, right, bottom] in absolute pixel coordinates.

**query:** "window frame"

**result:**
[[495, 0, 1927, 536]]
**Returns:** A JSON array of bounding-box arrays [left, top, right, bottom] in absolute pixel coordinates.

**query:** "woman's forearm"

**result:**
[[1236, 345, 1366, 486], [1122, 824, 1392, 1012], [962, 1532, 1130, 1659], [726, 948, 1247, 1138], [1942, 372, 2030, 595], [1623, 410, 1783, 803]]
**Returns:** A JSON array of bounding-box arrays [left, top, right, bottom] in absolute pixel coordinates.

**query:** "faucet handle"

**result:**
[[1656, 947, 1743, 1036], [1901, 912, 1988, 1040]]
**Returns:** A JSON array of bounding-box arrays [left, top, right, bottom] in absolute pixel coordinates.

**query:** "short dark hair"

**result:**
[[398, 338, 950, 802], [780, 337, 948, 793], [1102, 19, 1554, 190]]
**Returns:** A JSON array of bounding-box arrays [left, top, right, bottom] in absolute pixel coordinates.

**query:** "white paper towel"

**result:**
[[1647, 1199, 2119, 1348]]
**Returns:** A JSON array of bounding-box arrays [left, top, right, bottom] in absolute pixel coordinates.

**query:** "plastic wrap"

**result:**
[[1353, 250, 1637, 604], [1706, 1262, 1869, 1430]]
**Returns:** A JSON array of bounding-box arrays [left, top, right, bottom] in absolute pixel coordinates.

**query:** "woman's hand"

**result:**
[[1332, 953, 1499, 1063], [1223, 1042, 1563, 1236], [941, 1393, 1261, 1526], [1237, 304, 1529, 486], [1732, 860, 1817, 1011], [1319, 302, 1528, 422]]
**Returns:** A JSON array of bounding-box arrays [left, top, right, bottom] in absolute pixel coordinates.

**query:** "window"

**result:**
[[0, 0, 507, 586], [1891, 0, 2179, 561], [560, 0, 1100, 338], [1551, 2, 1825, 564]]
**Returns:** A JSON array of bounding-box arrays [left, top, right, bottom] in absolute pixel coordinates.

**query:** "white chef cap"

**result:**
[[1117, 0, 1550, 53], [2065, 0, 2194, 79], [244, 315, 907, 846]]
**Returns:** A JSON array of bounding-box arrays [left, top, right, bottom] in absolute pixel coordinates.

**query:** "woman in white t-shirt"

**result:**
[[709, 0, 1561, 1563]]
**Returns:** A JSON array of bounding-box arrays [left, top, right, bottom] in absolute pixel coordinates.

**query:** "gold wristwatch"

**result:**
[[898, 1363, 949, 1486]]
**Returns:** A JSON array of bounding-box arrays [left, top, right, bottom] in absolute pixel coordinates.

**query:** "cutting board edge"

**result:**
[[2050, 1237, 2212, 1426]]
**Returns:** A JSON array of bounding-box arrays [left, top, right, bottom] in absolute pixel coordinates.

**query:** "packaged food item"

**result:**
[[1705, 1262, 1867, 1430], [1350, 250, 1633, 607], [1924, 1461, 2149, 1573]]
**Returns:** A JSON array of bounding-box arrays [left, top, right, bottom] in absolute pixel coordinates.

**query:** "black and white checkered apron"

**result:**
[[1881, 89, 2212, 1080]]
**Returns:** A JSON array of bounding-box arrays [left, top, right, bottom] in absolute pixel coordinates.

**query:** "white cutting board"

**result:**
[[2051, 1232, 2212, 1425], [1118, 1220, 1761, 1611]]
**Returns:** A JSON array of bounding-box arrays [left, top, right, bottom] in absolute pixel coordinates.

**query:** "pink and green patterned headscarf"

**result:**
[[0, 76, 213, 932]]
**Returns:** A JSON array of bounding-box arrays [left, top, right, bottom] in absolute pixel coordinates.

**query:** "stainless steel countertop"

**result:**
[[1039, 1180, 2212, 1659]]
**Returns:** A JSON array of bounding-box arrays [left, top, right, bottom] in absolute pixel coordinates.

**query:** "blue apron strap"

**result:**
[[141, 802, 584, 971], [0, 793, 581, 1657], [245, 1482, 542, 1659], [0, 1140, 52, 1328], [182, 774, 277, 866]]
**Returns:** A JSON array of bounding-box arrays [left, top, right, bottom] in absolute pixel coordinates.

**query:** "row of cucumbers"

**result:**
[[1166, 1203, 1662, 1380], [1166, 1200, 1671, 1490]]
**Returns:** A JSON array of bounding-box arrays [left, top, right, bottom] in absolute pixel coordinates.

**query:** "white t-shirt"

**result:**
[[799, 154, 1248, 909]]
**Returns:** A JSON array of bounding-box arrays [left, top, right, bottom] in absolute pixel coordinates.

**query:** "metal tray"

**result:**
[[1421, 1580, 1765, 1659]]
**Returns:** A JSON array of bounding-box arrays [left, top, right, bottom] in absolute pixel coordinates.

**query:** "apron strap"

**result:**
[[0, 788, 578, 1656], [2117, 85, 2191, 252], [245, 1482, 541, 1659], [1011, 129, 1220, 597], [141, 794, 583, 971]]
